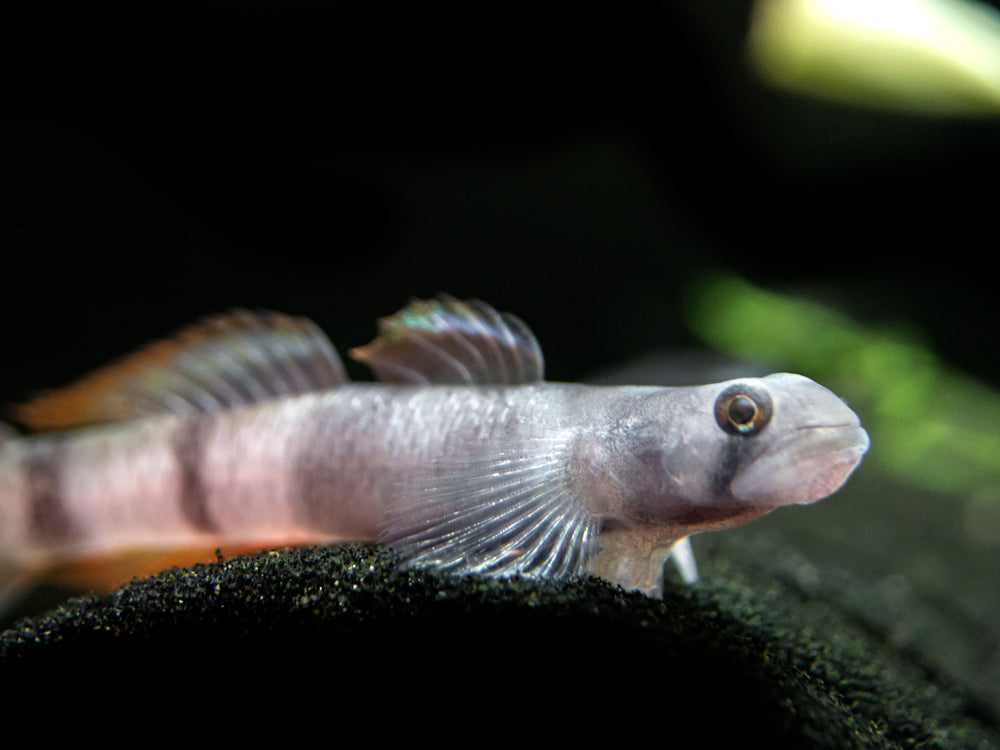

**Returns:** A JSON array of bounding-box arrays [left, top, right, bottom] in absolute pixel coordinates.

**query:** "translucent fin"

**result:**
[[17, 310, 346, 430], [668, 537, 699, 584], [380, 433, 599, 581], [351, 295, 544, 385]]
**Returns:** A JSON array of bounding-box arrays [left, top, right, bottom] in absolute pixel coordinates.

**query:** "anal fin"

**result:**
[[33, 540, 302, 596]]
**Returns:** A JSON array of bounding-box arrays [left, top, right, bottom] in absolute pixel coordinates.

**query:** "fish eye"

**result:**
[[714, 384, 773, 436]]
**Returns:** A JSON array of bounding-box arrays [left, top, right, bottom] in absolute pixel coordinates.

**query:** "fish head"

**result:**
[[716, 373, 870, 509], [590, 374, 870, 533]]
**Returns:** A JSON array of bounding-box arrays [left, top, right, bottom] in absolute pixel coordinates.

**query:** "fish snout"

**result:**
[[730, 422, 869, 506]]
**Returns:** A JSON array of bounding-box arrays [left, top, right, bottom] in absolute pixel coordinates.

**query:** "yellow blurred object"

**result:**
[[747, 0, 1000, 115]]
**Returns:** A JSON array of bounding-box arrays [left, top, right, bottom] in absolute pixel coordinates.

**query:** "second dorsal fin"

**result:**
[[350, 295, 544, 385], [17, 310, 346, 431]]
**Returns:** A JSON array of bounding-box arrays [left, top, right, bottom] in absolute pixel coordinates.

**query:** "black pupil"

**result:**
[[728, 395, 757, 426]]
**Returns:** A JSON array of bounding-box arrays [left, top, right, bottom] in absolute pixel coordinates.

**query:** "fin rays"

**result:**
[[16, 296, 542, 430], [351, 295, 544, 385], [381, 434, 598, 581], [17, 310, 346, 430]]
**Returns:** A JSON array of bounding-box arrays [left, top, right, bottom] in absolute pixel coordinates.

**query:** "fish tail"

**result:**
[[0, 422, 32, 620], [0, 422, 35, 622]]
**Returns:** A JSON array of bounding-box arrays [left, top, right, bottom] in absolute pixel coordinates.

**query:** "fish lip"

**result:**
[[730, 422, 870, 505], [764, 421, 869, 456]]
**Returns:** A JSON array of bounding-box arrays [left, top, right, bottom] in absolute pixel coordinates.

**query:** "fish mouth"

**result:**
[[730, 423, 870, 506]]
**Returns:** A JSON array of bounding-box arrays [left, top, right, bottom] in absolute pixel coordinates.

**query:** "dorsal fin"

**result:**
[[17, 310, 346, 431], [350, 295, 544, 385]]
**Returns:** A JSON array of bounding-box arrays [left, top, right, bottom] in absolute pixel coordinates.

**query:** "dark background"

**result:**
[[0, 2, 997, 403]]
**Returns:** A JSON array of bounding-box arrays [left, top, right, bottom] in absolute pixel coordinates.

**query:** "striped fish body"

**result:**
[[0, 382, 621, 569], [0, 296, 869, 601]]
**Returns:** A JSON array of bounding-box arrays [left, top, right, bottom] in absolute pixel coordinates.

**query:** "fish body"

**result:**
[[0, 297, 869, 600]]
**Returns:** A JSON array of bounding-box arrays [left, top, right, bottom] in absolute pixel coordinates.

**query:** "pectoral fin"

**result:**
[[380, 432, 599, 581]]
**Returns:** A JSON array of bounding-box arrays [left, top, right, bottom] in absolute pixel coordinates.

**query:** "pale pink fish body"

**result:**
[[0, 297, 870, 601]]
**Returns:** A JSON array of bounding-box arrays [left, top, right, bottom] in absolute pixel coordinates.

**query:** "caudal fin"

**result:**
[[0, 421, 35, 623]]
